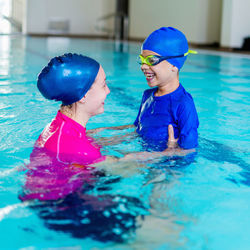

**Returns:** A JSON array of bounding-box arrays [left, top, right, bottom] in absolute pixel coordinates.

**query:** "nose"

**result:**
[[141, 63, 150, 71]]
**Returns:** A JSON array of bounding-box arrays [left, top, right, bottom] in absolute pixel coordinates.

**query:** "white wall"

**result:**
[[20, 0, 250, 48], [129, 0, 222, 44], [221, 0, 250, 48], [23, 0, 115, 35]]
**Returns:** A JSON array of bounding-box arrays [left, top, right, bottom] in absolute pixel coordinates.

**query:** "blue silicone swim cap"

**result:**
[[37, 53, 100, 105], [142, 27, 189, 70]]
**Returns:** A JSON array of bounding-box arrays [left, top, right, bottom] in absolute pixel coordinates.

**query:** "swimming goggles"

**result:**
[[138, 49, 197, 66]]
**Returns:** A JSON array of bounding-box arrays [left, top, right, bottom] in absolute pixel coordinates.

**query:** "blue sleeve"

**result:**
[[177, 99, 199, 149]]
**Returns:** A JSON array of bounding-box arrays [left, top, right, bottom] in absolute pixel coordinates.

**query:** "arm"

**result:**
[[177, 99, 199, 149], [117, 125, 195, 162], [87, 124, 136, 147], [119, 146, 195, 162], [87, 124, 135, 135], [103, 124, 135, 130], [93, 129, 138, 147], [88, 90, 144, 136]]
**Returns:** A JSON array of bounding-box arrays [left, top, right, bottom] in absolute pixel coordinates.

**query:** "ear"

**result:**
[[78, 96, 86, 104], [171, 65, 178, 73]]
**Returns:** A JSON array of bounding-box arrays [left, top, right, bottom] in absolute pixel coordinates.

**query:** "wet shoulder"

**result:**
[[175, 86, 197, 115], [174, 85, 195, 105]]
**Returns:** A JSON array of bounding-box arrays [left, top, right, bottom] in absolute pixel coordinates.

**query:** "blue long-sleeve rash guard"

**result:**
[[134, 84, 199, 151]]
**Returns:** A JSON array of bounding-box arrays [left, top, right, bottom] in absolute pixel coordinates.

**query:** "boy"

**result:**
[[134, 27, 199, 151]]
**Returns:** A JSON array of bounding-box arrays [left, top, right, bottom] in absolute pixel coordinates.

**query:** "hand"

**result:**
[[167, 124, 178, 149], [165, 125, 195, 156]]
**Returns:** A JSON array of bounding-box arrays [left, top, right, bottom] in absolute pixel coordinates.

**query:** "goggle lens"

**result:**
[[147, 56, 160, 65], [138, 55, 161, 66]]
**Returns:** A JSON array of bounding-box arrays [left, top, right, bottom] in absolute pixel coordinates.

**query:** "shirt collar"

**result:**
[[153, 83, 183, 99], [56, 111, 86, 134]]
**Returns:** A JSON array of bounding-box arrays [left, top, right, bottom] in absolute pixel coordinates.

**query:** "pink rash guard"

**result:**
[[35, 111, 106, 165], [19, 111, 105, 201]]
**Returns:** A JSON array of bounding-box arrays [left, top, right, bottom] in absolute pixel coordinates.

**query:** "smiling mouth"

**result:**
[[144, 72, 155, 81]]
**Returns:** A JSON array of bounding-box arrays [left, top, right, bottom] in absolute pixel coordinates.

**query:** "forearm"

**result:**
[[120, 147, 195, 162], [94, 131, 137, 146], [164, 146, 196, 156], [102, 124, 135, 130], [87, 124, 135, 135]]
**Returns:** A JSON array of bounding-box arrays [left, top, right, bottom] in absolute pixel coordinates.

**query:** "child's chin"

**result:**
[[147, 80, 157, 87]]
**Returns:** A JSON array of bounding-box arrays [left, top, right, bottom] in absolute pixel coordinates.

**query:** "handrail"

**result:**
[[2, 15, 22, 32], [97, 12, 127, 21], [96, 11, 129, 40]]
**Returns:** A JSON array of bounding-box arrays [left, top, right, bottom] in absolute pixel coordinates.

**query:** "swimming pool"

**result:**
[[0, 35, 249, 249]]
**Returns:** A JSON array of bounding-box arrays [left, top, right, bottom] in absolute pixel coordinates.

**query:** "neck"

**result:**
[[156, 78, 180, 96], [71, 112, 90, 128], [60, 104, 90, 128]]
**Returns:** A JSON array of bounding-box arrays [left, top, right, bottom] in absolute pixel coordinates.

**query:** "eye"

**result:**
[[147, 56, 160, 65]]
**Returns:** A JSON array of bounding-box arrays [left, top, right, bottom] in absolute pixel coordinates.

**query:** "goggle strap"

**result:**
[[163, 49, 198, 59], [184, 49, 198, 56]]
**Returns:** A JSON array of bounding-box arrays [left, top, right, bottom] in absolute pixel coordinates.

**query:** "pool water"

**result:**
[[0, 35, 250, 250]]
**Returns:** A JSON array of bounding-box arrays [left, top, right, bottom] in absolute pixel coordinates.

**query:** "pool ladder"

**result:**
[[96, 12, 129, 41], [96, 0, 129, 41]]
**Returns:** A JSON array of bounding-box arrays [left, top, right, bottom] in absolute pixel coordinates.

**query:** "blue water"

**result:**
[[0, 35, 250, 250]]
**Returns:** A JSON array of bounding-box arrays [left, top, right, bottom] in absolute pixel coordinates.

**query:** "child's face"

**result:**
[[140, 50, 178, 88]]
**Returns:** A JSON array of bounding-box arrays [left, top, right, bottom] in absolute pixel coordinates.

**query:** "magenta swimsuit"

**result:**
[[20, 111, 105, 201], [35, 111, 106, 165]]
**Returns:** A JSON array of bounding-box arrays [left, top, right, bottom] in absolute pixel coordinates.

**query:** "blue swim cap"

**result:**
[[142, 27, 189, 70], [37, 53, 100, 105]]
